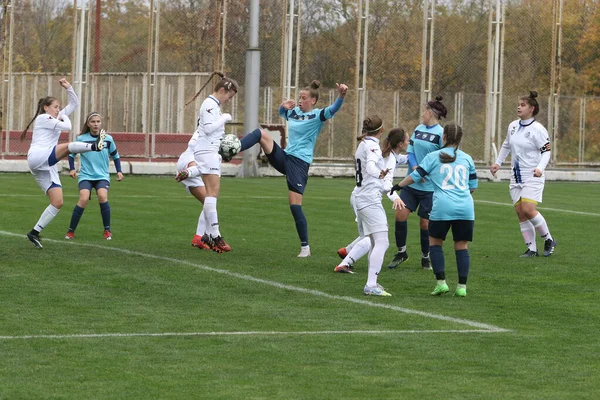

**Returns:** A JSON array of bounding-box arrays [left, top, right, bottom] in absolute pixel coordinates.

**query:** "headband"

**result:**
[[86, 112, 100, 123]]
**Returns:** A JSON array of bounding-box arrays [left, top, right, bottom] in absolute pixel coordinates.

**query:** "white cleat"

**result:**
[[96, 129, 107, 151], [297, 245, 311, 258]]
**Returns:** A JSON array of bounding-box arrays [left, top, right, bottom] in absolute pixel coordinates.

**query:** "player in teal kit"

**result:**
[[387, 96, 447, 270], [238, 80, 348, 257], [391, 124, 478, 297], [66, 112, 123, 240]]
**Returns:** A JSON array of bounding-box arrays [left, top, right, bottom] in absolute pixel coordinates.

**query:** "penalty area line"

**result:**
[[0, 230, 510, 333]]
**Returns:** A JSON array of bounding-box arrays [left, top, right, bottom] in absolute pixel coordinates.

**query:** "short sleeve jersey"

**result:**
[[280, 106, 336, 164], [70, 132, 120, 182], [406, 123, 444, 192]]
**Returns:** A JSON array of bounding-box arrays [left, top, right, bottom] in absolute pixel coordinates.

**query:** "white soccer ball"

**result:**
[[219, 134, 241, 160]]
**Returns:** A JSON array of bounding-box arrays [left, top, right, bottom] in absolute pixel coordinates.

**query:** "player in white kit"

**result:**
[[490, 91, 556, 257], [22, 78, 106, 248]]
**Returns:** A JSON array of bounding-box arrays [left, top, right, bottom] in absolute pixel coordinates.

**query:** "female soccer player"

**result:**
[[387, 96, 447, 270], [391, 123, 478, 297], [335, 128, 410, 274], [237, 80, 348, 257], [490, 91, 556, 257], [175, 75, 238, 252], [22, 78, 106, 249], [65, 112, 123, 240]]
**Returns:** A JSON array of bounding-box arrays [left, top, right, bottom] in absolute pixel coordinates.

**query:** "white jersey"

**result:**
[[192, 95, 227, 154], [353, 137, 393, 210], [496, 118, 551, 184], [28, 87, 79, 151]]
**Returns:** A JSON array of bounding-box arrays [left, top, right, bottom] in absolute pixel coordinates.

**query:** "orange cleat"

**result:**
[[334, 264, 354, 274], [210, 235, 232, 253], [65, 231, 75, 240], [103, 230, 112, 240], [175, 169, 189, 182], [192, 234, 211, 250]]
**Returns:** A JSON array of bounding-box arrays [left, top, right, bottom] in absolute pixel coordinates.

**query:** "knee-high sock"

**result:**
[[68, 205, 85, 232], [455, 249, 470, 285], [342, 236, 371, 266], [395, 221, 407, 252], [204, 197, 220, 237], [429, 245, 445, 280], [33, 205, 60, 232], [185, 166, 201, 179], [290, 205, 308, 246], [366, 231, 389, 287], [100, 201, 111, 231], [520, 220, 537, 251], [240, 128, 262, 152], [529, 213, 553, 241], [346, 235, 364, 252], [196, 209, 206, 236], [68, 142, 94, 153], [420, 228, 430, 257]]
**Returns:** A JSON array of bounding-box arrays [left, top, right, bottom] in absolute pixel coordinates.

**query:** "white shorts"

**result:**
[[356, 203, 388, 236], [350, 193, 363, 237], [28, 147, 61, 192], [194, 151, 222, 176], [177, 149, 205, 191], [510, 180, 545, 204]]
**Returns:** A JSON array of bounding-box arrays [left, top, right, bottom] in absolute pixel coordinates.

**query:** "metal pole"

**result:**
[[93, 0, 101, 72], [280, 0, 287, 100], [496, 1, 506, 150], [353, 0, 362, 152], [238, 0, 261, 177], [420, 0, 429, 106], [73, 4, 86, 139], [359, 0, 370, 126], [214, 0, 222, 72], [5, 0, 14, 154], [221, 0, 228, 71], [552, 0, 563, 166], [145, 0, 155, 157], [285, 0, 295, 100], [426, 0, 435, 100], [293, 1, 302, 101]]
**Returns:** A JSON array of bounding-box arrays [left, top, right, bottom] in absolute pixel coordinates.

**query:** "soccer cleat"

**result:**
[[103, 230, 112, 240], [210, 235, 232, 253], [334, 264, 354, 274], [175, 169, 190, 182], [95, 129, 107, 151], [543, 239, 557, 257], [430, 283, 450, 296], [364, 283, 392, 297], [192, 234, 211, 250], [454, 287, 467, 297], [337, 247, 348, 259], [520, 249, 539, 258], [64, 231, 75, 240], [26, 232, 43, 249], [297, 246, 311, 258], [421, 256, 432, 270], [387, 251, 409, 269]]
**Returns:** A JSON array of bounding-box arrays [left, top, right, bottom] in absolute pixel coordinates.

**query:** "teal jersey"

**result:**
[[410, 147, 478, 221], [69, 132, 120, 182], [279, 99, 342, 164], [406, 123, 443, 191]]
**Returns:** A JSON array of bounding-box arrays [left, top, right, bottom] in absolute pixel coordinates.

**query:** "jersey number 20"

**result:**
[[440, 164, 468, 190]]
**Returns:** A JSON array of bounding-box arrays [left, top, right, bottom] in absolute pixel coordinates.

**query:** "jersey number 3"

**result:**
[[440, 164, 468, 190], [355, 159, 363, 187]]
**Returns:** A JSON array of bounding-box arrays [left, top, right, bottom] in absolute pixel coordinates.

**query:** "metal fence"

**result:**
[[1, 0, 599, 165]]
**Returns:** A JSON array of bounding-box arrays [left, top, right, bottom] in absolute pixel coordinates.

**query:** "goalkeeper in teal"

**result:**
[[391, 124, 478, 297], [238, 80, 348, 257], [66, 112, 123, 240]]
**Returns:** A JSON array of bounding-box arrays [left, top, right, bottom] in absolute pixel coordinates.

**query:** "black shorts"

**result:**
[[428, 220, 474, 242], [399, 186, 433, 219], [266, 142, 310, 195], [79, 179, 110, 192]]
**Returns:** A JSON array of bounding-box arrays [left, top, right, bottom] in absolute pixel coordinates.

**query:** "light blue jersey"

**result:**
[[410, 147, 478, 221], [69, 132, 120, 182], [406, 123, 443, 192], [279, 97, 343, 164]]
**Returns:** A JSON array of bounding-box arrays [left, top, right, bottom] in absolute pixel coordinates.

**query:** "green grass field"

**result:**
[[1, 172, 599, 399]]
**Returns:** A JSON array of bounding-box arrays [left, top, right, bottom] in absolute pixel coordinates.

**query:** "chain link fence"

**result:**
[[1, 0, 599, 166]]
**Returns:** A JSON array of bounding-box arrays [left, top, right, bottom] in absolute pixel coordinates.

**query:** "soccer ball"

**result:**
[[219, 134, 241, 161]]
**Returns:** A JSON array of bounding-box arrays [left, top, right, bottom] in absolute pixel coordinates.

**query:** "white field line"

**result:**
[[0, 329, 504, 341], [0, 231, 509, 333], [474, 199, 600, 217]]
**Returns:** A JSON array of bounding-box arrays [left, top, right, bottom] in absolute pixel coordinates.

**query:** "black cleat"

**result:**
[[543, 239, 557, 257], [421, 256, 432, 270], [27, 231, 43, 249], [520, 249, 538, 258], [388, 251, 409, 269]]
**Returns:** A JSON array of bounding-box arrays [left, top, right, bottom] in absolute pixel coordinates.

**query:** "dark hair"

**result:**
[[357, 115, 383, 141], [520, 91, 540, 116], [301, 80, 321, 102], [439, 123, 463, 163], [381, 128, 407, 158], [427, 95, 447, 119], [214, 76, 239, 94], [20, 96, 57, 141], [185, 71, 226, 107], [80, 111, 101, 135]]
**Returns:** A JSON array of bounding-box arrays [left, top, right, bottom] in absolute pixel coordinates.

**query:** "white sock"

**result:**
[[345, 236, 364, 252], [519, 220, 537, 251], [366, 232, 389, 287], [68, 142, 94, 153], [457, 283, 467, 289], [342, 236, 371, 266], [399, 245, 407, 253], [186, 166, 201, 179], [529, 213, 553, 242], [437, 279, 447, 286], [422, 253, 430, 259], [196, 209, 206, 236], [33, 204, 60, 232], [204, 197, 220, 237]]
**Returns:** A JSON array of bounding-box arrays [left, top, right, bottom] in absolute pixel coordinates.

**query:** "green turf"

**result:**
[[1, 173, 599, 399]]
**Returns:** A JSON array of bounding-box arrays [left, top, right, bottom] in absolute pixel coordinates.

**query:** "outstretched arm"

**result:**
[[58, 79, 79, 118]]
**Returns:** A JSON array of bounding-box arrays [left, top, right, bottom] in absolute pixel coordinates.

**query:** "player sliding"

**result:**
[[21, 78, 106, 249], [238, 80, 348, 257]]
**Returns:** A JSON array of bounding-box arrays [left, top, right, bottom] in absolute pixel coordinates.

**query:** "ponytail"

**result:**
[[358, 115, 383, 142], [185, 71, 226, 107], [20, 97, 56, 141], [381, 128, 407, 158], [302, 80, 321, 102], [439, 123, 463, 163]]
